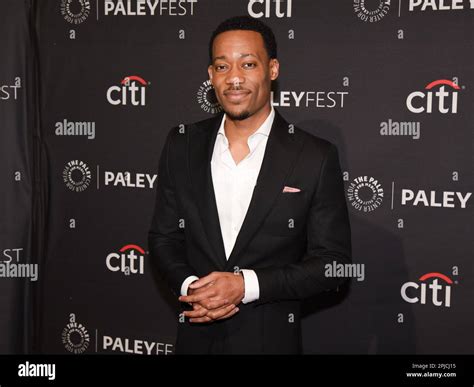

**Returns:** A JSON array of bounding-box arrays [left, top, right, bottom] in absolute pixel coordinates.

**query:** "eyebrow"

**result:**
[[213, 53, 259, 63]]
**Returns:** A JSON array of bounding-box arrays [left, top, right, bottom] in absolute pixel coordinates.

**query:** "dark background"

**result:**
[[1, 0, 472, 354]]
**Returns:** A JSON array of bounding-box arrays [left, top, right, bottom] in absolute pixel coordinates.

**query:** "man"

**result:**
[[148, 15, 351, 354]]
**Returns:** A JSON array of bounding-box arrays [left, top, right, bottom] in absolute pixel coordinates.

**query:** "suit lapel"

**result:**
[[188, 112, 227, 270], [225, 110, 304, 269], [189, 109, 304, 271]]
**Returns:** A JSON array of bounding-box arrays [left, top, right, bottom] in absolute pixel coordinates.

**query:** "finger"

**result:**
[[199, 298, 229, 310], [188, 282, 214, 295], [189, 272, 218, 290], [183, 307, 209, 319], [207, 304, 236, 320], [179, 289, 216, 304], [216, 307, 240, 320]]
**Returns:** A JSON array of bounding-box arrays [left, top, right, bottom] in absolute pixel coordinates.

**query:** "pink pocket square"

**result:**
[[282, 186, 301, 193]]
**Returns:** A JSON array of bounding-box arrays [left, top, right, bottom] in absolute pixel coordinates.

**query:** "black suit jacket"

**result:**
[[148, 109, 352, 354]]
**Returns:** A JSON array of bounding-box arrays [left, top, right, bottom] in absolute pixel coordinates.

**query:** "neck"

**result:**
[[224, 103, 272, 143]]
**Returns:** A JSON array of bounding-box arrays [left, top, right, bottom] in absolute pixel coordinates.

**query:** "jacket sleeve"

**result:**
[[148, 128, 195, 296], [255, 144, 352, 303]]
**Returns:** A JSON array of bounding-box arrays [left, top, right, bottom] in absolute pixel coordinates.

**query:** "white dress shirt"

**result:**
[[180, 106, 275, 304]]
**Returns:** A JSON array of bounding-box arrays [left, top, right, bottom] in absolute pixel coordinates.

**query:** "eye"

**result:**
[[243, 63, 256, 69], [215, 65, 227, 71]]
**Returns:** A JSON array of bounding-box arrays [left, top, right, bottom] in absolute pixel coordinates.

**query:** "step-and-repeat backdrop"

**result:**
[[2, 0, 473, 354]]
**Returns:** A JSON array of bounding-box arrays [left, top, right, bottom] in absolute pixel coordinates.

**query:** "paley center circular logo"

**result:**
[[60, 0, 91, 25], [353, 0, 390, 23], [197, 80, 223, 114], [63, 160, 92, 192], [347, 176, 384, 212], [62, 313, 90, 354]]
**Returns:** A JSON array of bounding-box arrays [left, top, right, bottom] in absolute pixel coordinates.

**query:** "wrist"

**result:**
[[239, 271, 245, 299]]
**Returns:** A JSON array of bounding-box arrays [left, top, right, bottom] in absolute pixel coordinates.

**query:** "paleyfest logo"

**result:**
[[60, 0, 91, 24], [197, 80, 222, 114], [353, 0, 390, 22], [62, 313, 90, 354], [63, 160, 92, 192], [347, 176, 384, 212]]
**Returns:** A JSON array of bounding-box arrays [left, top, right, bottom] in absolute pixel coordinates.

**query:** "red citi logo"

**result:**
[[107, 75, 148, 106], [406, 79, 460, 114], [106, 244, 145, 275], [401, 272, 453, 307]]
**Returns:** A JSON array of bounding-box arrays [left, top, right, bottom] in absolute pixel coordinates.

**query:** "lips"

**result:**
[[224, 90, 251, 102]]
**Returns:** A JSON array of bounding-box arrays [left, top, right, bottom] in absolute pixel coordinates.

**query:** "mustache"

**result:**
[[223, 87, 250, 94]]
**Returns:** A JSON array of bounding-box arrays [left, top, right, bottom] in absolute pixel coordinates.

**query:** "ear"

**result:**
[[207, 65, 213, 84], [269, 59, 280, 81]]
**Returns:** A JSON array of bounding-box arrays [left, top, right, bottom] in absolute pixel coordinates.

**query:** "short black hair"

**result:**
[[208, 15, 277, 65]]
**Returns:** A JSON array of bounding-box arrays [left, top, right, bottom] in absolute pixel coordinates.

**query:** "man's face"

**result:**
[[208, 30, 279, 121]]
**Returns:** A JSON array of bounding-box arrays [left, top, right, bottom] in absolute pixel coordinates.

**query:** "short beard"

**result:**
[[224, 109, 251, 121]]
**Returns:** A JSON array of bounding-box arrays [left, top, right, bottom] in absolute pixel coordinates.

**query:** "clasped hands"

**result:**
[[178, 272, 244, 323]]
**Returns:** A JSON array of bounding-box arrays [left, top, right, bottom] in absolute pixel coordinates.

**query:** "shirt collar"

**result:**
[[217, 105, 275, 152]]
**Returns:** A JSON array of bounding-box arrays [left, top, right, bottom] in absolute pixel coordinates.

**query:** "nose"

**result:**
[[225, 67, 244, 88]]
